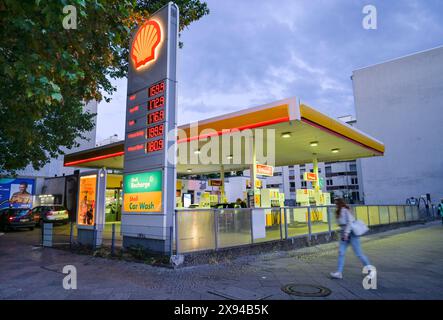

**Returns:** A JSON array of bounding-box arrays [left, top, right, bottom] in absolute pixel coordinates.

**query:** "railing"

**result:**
[[174, 204, 424, 254], [41, 204, 433, 256]]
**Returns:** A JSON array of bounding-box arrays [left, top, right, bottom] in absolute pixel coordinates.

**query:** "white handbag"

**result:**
[[351, 220, 369, 236]]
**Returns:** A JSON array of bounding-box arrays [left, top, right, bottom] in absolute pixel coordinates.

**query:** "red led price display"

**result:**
[[146, 139, 164, 153], [147, 110, 165, 124], [148, 96, 165, 110], [148, 81, 165, 97], [147, 124, 164, 139]]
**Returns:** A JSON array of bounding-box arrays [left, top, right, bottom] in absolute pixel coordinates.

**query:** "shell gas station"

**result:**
[[64, 97, 384, 252], [62, 3, 385, 254]]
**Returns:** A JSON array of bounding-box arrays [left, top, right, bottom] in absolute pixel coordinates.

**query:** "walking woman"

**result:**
[[330, 198, 372, 279]]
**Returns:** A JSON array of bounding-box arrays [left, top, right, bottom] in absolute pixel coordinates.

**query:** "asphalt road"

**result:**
[[0, 221, 442, 300]]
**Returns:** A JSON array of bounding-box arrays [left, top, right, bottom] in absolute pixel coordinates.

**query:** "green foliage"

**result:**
[[0, 0, 209, 173]]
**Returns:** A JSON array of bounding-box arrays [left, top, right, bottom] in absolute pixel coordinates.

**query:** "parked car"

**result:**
[[31, 205, 69, 226], [0, 208, 36, 231]]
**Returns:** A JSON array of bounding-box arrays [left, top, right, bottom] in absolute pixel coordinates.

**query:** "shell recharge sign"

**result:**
[[122, 3, 179, 253]]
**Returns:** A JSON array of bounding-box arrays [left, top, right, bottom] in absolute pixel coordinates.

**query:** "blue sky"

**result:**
[[96, 0, 443, 143]]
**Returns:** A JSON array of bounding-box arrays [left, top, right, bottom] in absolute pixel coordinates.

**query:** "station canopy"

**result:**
[[64, 97, 384, 174]]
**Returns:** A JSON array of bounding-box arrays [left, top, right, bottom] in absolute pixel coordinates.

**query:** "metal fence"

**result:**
[[174, 204, 425, 254], [41, 204, 434, 256], [41, 222, 173, 255]]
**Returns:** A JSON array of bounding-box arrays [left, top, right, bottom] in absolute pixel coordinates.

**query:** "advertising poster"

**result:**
[[77, 175, 97, 226], [0, 178, 35, 209], [123, 171, 162, 213]]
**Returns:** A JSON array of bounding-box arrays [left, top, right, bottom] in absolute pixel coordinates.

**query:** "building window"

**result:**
[[301, 181, 307, 188], [325, 166, 332, 174], [350, 164, 357, 172], [326, 179, 333, 186], [351, 178, 358, 185], [290, 182, 295, 188]]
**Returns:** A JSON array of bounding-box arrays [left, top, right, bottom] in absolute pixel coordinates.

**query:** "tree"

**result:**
[[0, 0, 209, 173]]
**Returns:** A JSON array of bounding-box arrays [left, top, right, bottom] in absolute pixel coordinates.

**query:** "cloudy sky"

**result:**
[[96, 0, 443, 143]]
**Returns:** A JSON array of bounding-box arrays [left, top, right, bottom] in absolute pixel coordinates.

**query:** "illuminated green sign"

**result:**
[[123, 171, 162, 194]]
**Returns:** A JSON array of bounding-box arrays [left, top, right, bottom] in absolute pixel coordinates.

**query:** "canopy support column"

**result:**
[[313, 156, 320, 191], [220, 165, 225, 203], [250, 137, 257, 207]]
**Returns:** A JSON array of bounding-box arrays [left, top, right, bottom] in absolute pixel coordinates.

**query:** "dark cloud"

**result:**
[[97, 0, 443, 141]]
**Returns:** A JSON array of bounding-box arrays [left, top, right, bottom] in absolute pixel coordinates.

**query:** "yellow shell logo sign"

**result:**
[[131, 20, 162, 70]]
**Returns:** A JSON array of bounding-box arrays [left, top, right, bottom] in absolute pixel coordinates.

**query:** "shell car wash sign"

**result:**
[[123, 171, 162, 212]]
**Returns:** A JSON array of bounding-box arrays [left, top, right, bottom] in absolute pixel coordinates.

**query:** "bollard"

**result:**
[[169, 225, 173, 257], [69, 222, 74, 249], [111, 223, 116, 256], [307, 207, 312, 242], [92, 228, 97, 251]]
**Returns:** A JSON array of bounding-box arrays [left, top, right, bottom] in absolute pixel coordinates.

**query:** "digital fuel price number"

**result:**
[[145, 80, 166, 154], [148, 81, 165, 97], [147, 124, 164, 139], [147, 109, 165, 125], [145, 123, 165, 153], [146, 138, 164, 153], [148, 95, 165, 110]]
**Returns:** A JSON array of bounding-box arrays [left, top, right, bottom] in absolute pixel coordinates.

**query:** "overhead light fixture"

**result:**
[[194, 149, 201, 155], [310, 141, 319, 147], [281, 132, 292, 138], [187, 169, 192, 173], [331, 148, 340, 153], [226, 155, 233, 160]]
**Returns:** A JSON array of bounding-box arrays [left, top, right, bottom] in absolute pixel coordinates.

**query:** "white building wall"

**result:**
[[352, 46, 443, 204]]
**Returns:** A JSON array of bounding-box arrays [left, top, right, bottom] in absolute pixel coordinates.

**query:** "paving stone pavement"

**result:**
[[0, 221, 442, 300]]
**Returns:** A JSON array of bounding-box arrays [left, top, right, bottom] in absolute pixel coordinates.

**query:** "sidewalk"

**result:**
[[0, 221, 442, 300]]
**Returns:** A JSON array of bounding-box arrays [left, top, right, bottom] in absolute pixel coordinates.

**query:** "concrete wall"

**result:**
[[352, 46, 443, 204]]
